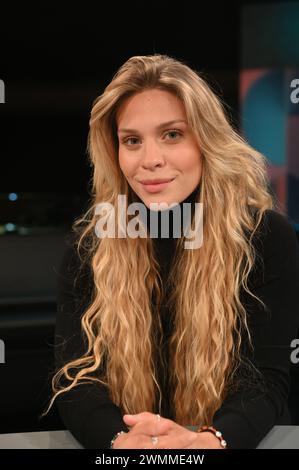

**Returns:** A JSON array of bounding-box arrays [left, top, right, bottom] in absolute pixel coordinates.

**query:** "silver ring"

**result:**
[[151, 435, 159, 445], [156, 414, 161, 422]]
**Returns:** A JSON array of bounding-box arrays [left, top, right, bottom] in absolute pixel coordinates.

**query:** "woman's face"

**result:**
[[116, 88, 202, 209]]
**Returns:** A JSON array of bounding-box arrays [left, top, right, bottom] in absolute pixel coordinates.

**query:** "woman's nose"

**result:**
[[141, 140, 165, 169]]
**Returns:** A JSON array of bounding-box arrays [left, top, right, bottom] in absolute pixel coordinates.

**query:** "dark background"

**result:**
[[0, 0, 298, 436], [0, 1, 242, 194]]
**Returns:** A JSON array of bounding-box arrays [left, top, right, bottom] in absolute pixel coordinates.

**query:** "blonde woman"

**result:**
[[45, 54, 299, 449]]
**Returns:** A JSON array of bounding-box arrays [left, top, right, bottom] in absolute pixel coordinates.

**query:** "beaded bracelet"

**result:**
[[197, 425, 228, 449], [110, 430, 127, 449]]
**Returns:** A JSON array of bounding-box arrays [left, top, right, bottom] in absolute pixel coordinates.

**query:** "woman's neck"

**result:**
[[144, 185, 200, 240]]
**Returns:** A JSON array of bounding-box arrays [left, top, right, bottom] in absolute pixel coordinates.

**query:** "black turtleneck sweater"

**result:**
[[53, 188, 299, 449]]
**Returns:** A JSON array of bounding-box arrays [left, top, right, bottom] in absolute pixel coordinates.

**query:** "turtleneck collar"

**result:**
[[141, 184, 201, 240]]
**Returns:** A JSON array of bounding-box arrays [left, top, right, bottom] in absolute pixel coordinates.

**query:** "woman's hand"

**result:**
[[112, 411, 223, 449]]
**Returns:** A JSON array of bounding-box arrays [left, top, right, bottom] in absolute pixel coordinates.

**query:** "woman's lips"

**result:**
[[140, 178, 175, 193]]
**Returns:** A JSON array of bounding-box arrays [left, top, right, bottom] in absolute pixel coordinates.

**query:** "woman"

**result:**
[[45, 54, 299, 449]]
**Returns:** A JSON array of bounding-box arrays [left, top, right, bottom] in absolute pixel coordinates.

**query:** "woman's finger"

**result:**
[[123, 411, 159, 424], [123, 412, 165, 435], [142, 431, 198, 449]]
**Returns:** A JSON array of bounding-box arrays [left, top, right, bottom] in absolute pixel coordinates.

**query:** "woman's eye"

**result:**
[[124, 137, 140, 145], [165, 130, 182, 140]]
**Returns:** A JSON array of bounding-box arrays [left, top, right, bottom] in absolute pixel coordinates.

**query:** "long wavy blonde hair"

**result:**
[[46, 54, 277, 426]]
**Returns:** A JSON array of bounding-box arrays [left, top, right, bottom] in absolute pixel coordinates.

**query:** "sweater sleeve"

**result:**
[[213, 210, 299, 448], [54, 234, 128, 449]]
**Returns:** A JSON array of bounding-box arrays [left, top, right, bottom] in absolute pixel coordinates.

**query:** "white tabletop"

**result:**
[[0, 426, 298, 449]]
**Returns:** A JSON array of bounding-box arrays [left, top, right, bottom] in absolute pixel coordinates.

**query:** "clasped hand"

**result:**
[[112, 411, 223, 449]]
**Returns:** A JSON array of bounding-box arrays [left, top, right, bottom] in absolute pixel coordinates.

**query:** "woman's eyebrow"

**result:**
[[117, 119, 187, 134]]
